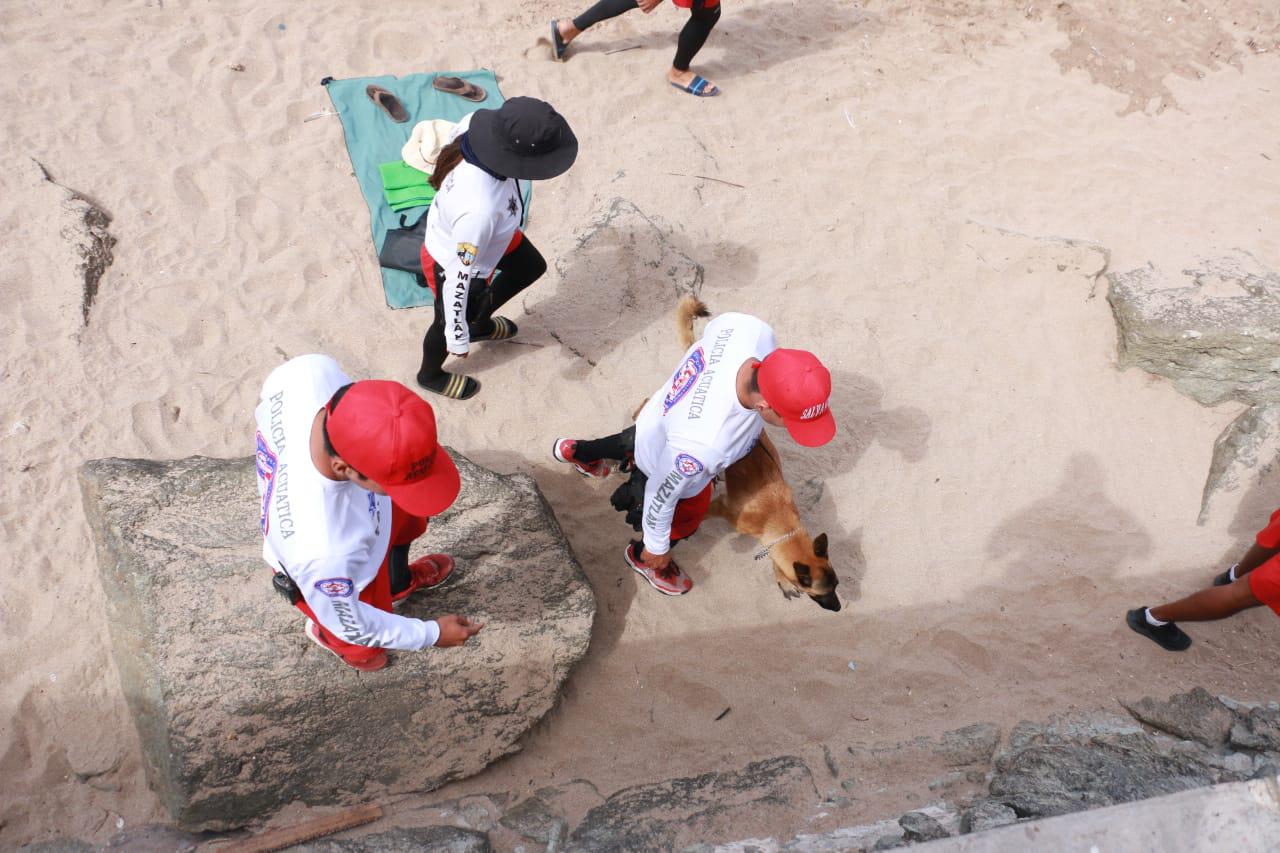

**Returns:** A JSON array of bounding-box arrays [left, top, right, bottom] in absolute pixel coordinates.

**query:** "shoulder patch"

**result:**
[[255, 431, 278, 535], [314, 577, 355, 598], [674, 453, 705, 477], [457, 242, 477, 266], [663, 347, 706, 414]]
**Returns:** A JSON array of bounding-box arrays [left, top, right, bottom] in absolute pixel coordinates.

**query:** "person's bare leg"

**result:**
[[1233, 542, 1278, 578], [557, 20, 582, 43], [1150, 577, 1262, 623]]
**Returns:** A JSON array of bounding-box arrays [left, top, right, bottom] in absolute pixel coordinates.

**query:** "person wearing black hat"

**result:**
[[416, 97, 578, 400]]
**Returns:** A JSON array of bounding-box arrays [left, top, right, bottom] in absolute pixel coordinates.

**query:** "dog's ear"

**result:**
[[813, 533, 828, 559], [793, 561, 812, 588]]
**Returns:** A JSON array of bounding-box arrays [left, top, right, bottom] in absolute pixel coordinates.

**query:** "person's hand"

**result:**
[[638, 0, 663, 12], [435, 614, 484, 647], [641, 547, 671, 571]]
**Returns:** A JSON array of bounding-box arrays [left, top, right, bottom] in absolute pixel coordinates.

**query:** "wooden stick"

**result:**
[[213, 804, 384, 853], [666, 172, 746, 189], [605, 45, 642, 54]]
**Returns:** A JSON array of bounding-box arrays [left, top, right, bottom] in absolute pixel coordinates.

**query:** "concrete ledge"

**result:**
[[915, 774, 1280, 852]]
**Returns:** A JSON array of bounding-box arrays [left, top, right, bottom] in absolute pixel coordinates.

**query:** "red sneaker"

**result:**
[[391, 554, 455, 606], [304, 620, 388, 671], [623, 541, 692, 596], [553, 438, 611, 479]]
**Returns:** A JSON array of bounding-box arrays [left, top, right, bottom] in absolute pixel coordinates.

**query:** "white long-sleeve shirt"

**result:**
[[254, 355, 440, 650], [423, 112, 526, 355], [633, 313, 778, 554]]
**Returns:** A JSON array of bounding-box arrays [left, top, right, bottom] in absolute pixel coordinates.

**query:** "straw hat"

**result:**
[[401, 119, 457, 174]]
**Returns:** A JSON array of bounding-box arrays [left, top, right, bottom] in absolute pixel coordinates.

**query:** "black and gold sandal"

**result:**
[[416, 372, 481, 401], [469, 316, 519, 342]]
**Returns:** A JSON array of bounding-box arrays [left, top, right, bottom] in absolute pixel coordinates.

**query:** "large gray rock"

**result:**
[[959, 800, 1019, 834], [79, 452, 594, 831], [988, 730, 1247, 818], [1122, 687, 1235, 748], [567, 757, 815, 852], [1107, 253, 1280, 406], [1199, 403, 1280, 523], [899, 810, 949, 841], [933, 724, 1000, 767], [1230, 706, 1280, 753], [297, 826, 490, 852]]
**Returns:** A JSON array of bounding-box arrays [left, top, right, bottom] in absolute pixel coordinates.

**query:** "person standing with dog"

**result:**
[[416, 97, 578, 400], [550, 0, 723, 97], [255, 354, 483, 671], [553, 299, 837, 595]]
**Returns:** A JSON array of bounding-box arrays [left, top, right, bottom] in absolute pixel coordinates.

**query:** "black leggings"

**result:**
[[417, 237, 547, 382], [573, 425, 636, 463], [572, 0, 722, 72]]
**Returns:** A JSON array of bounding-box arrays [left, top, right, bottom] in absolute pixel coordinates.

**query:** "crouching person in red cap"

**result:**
[[552, 312, 836, 596], [254, 354, 483, 671]]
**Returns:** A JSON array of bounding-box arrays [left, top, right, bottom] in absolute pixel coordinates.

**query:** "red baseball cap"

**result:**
[[756, 349, 837, 447], [325, 381, 461, 516]]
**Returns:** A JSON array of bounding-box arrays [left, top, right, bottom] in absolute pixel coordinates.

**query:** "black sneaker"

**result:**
[[1125, 607, 1192, 652], [1212, 569, 1234, 587]]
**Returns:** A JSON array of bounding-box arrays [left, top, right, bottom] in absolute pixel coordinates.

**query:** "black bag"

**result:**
[[610, 468, 647, 533], [378, 212, 428, 276]]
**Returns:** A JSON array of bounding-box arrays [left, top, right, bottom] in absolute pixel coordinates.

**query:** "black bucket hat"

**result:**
[[467, 97, 578, 181]]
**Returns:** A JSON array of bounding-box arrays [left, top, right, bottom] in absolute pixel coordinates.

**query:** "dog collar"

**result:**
[[753, 529, 800, 561]]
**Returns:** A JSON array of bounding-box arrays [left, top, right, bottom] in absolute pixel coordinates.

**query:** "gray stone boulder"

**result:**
[[1198, 402, 1280, 523], [988, 722, 1253, 820], [297, 826, 490, 852], [1107, 253, 1280, 406], [898, 810, 949, 842], [959, 800, 1019, 834], [79, 451, 594, 831], [566, 757, 815, 852], [1230, 706, 1280, 753], [1122, 687, 1235, 748]]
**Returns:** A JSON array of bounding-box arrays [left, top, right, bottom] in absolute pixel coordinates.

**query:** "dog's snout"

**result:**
[[813, 590, 841, 611]]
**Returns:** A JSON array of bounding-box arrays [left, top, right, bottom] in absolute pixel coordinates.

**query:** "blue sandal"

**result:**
[[551, 20, 569, 61], [672, 75, 719, 97]]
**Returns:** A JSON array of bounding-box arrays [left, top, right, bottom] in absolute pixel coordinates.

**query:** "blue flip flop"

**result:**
[[672, 75, 719, 97], [551, 20, 568, 61]]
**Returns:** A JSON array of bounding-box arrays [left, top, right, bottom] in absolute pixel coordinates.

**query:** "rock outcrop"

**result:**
[[1106, 253, 1280, 518], [79, 452, 594, 831], [566, 756, 815, 852], [1107, 253, 1280, 407]]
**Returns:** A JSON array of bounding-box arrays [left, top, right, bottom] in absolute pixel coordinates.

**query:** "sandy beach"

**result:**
[[2, 0, 1279, 845]]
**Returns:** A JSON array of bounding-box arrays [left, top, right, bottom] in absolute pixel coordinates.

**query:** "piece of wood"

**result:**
[[213, 804, 383, 853]]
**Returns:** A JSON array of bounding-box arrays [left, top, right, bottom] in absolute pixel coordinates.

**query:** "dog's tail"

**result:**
[[677, 295, 710, 349]]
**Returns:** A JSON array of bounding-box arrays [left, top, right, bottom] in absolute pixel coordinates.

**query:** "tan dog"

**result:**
[[675, 297, 841, 611]]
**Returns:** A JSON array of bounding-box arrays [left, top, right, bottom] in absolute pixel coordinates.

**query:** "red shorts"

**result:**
[[1250, 556, 1280, 615], [294, 503, 428, 663], [420, 230, 524, 298], [673, 0, 720, 8], [1250, 508, 1280, 614], [670, 483, 713, 542]]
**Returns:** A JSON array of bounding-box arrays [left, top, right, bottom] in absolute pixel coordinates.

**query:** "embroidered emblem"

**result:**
[[663, 347, 705, 414], [315, 577, 355, 598], [507, 195, 519, 217], [255, 431, 278, 535], [674, 453, 704, 477], [367, 492, 382, 535], [457, 242, 478, 266]]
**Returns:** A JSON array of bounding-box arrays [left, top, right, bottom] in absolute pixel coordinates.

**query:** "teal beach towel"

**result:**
[[325, 71, 532, 309]]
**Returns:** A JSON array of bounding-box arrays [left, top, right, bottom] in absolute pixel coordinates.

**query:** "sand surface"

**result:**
[[2, 0, 1279, 845]]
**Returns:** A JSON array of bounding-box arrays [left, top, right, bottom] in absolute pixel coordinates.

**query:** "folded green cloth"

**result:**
[[379, 160, 435, 211]]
